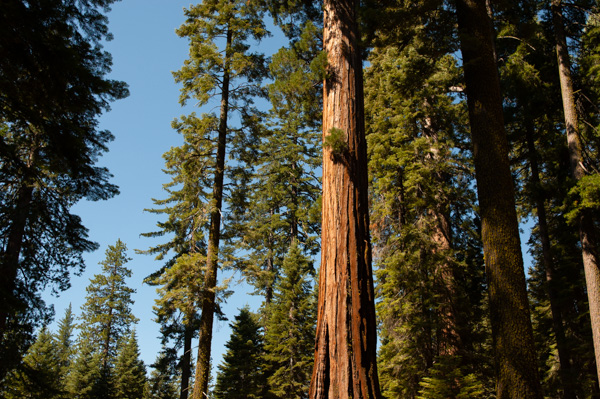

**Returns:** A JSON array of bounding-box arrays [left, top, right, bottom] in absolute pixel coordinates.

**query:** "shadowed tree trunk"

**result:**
[[308, 0, 381, 398], [0, 183, 33, 381], [454, 0, 543, 397], [551, 0, 600, 386], [525, 118, 576, 399], [191, 24, 231, 399], [180, 324, 193, 399]]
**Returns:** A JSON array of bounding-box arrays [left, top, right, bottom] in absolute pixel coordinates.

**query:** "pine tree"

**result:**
[[77, 239, 138, 397], [233, 19, 323, 317], [0, 0, 127, 378], [263, 243, 316, 398], [172, 2, 269, 397], [66, 338, 104, 399], [363, 2, 493, 395], [56, 304, 76, 392], [548, 0, 600, 384], [455, 0, 543, 396], [141, 138, 211, 399], [114, 330, 147, 399], [214, 308, 266, 399], [147, 349, 180, 399], [1, 326, 64, 399]]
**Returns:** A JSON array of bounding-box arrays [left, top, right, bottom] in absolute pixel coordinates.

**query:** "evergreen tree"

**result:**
[[1, 326, 64, 399], [455, 0, 543, 396], [363, 2, 493, 395], [66, 338, 104, 399], [0, 0, 127, 378], [172, 1, 269, 397], [56, 304, 76, 392], [263, 243, 316, 398], [77, 239, 138, 397], [114, 330, 147, 399], [234, 19, 323, 317], [214, 308, 266, 399], [309, 0, 381, 397], [141, 137, 211, 399], [146, 349, 180, 399]]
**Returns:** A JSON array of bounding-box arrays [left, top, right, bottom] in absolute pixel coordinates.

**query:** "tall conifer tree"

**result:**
[[172, 1, 269, 397], [454, 0, 543, 396], [0, 0, 127, 378], [309, 0, 381, 397], [77, 239, 138, 397], [214, 308, 267, 399]]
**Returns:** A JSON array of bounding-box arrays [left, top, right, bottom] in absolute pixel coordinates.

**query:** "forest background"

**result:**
[[1, 0, 600, 398]]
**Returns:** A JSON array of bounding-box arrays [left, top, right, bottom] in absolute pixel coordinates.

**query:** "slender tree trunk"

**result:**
[[191, 25, 231, 399], [525, 118, 576, 398], [551, 0, 600, 386], [454, 0, 543, 397], [308, 0, 381, 398], [0, 184, 33, 381], [180, 324, 193, 399]]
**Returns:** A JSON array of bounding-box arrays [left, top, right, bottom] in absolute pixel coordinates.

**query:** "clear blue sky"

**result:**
[[44, 0, 285, 376]]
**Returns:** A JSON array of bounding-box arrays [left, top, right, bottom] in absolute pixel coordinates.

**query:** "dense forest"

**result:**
[[1, 0, 600, 398]]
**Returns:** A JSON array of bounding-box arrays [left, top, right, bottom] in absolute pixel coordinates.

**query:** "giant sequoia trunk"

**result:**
[[308, 0, 381, 398], [455, 0, 543, 397], [551, 0, 600, 385], [191, 25, 231, 399]]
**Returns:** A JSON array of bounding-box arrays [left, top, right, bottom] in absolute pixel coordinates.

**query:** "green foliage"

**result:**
[[114, 330, 147, 399], [566, 174, 600, 223], [79, 239, 138, 371], [0, 0, 127, 377], [1, 327, 64, 399], [263, 243, 316, 398], [323, 127, 348, 156], [56, 305, 76, 391], [417, 357, 486, 399], [364, 5, 492, 397], [66, 339, 104, 399], [146, 349, 180, 399], [231, 20, 322, 315], [214, 308, 267, 399]]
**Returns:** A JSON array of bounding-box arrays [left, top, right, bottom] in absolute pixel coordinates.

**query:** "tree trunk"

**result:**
[[191, 24, 231, 399], [0, 183, 33, 381], [180, 324, 193, 399], [525, 118, 576, 399], [454, 0, 543, 397], [308, 0, 381, 398], [551, 0, 600, 386]]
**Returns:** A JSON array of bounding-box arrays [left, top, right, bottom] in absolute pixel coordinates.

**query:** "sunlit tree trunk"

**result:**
[[551, 0, 600, 386], [308, 0, 381, 397], [191, 24, 231, 399], [455, 0, 543, 397]]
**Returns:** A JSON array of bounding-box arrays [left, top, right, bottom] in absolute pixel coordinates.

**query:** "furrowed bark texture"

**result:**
[[308, 0, 381, 398], [191, 25, 231, 399], [455, 0, 543, 397], [551, 0, 600, 386]]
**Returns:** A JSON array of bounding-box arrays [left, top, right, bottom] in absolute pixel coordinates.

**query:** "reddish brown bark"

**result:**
[[308, 0, 381, 398], [551, 0, 600, 386], [455, 0, 543, 397]]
